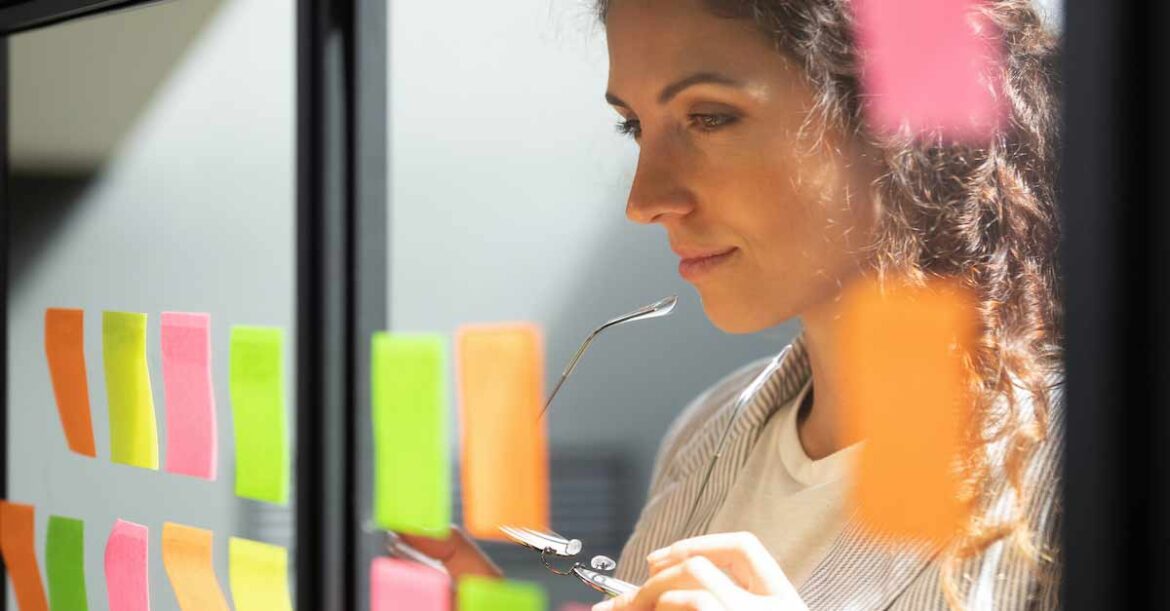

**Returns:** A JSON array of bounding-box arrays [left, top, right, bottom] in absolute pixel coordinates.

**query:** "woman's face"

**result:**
[[605, 0, 878, 333]]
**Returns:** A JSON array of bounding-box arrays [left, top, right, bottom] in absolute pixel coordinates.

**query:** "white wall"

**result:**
[[1034, 0, 1064, 33]]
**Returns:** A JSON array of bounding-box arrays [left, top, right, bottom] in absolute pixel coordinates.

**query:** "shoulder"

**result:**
[[645, 344, 809, 491], [663, 357, 776, 448]]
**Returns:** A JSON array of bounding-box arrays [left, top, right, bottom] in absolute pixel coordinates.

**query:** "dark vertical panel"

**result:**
[[1062, 0, 1169, 608], [299, 0, 386, 607], [1154, 1, 1170, 605], [1061, 0, 1126, 606], [297, 0, 356, 608]]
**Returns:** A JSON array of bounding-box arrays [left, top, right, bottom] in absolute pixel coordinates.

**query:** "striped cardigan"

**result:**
[[614, 333, 1063, 609]]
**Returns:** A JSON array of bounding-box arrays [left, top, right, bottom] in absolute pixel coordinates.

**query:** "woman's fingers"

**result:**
[[595, 556, 741, 611], [646, 532, 790, 597], [398, 526, 503, 579], [655, 590, 725, 611]]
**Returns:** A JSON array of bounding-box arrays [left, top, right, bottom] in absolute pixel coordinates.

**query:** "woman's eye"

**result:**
[[689, 113, 738, 132], [615, 118, 641, 139]]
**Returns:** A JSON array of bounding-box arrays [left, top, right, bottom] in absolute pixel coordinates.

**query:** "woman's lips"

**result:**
[[677, 247, 738, 281]]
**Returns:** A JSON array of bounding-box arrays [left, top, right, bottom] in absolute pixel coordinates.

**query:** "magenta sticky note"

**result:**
[[160, 312, 217, 480], [370, 557, 450, 611], [105, 520, 150, 611], [854, 0, 1006, 140]]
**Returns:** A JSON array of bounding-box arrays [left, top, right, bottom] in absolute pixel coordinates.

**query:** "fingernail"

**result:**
[[593, 601, 614, 611], [646, 547, 669, 564]]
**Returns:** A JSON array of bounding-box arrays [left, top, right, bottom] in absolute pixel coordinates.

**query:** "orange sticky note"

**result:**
[[0, 501, 49, 611], [0, 498, 49, 608], [45, 308, 98, 456], [456, 324, 549, 540], [838, 278, 976, 545], [161, 522, 229, 611]]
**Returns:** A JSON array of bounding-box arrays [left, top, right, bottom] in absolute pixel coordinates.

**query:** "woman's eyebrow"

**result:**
[[605, 71, 746, 108]]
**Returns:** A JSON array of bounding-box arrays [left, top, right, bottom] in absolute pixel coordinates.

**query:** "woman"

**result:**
[[409, 0, 1063, 608]]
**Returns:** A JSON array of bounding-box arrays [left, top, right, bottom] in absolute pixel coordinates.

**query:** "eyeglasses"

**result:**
[[505, 296, 791, 600], [499, 525, 635, 597], [500, 295, 679, 597], [382, 295, 792, 601]]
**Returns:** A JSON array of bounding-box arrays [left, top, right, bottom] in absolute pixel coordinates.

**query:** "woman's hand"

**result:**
[[398, 526, 503, 580], [593, 532, 807, 611]]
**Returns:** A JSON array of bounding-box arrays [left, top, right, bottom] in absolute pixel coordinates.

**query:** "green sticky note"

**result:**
[[372, 333, 450, 536], [46, 515, 88, 611], [230, 326, 289, 504], [457, 576, 546, 611], [103, 311, 159, 469]]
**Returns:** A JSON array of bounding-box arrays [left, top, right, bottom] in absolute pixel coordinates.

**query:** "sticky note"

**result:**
[[45, 308, 98, 457], [105, 519, 150, 611], [161, 312, 218, 480], [103, 312, 160, 469], [47, 515, 88, 611], [0, 501, 49, 611], [456, 576, 545, 611], [372, 333, 451, 536], [838, 278, 976, 545], [854, 0, 1006, 139], [161, 523, 229, 611], [229, 326, 289, 504], [228, 537, 292, 611], [455, 324, 549, 540], [370, 557, 450, 611]]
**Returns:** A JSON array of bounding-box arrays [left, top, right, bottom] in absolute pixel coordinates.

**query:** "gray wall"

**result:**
[[7, 1, 295, 609]]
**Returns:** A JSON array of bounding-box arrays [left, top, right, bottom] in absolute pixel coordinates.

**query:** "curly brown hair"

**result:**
[[596, 0, 1063, 606]]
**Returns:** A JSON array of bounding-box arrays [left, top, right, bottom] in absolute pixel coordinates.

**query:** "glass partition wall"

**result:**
[[5, 1, 300, 609]]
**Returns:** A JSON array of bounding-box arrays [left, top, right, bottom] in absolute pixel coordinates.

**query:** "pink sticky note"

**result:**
[[105, 520, 150, 611], [371, 557, 450, 611], [161, 312, 217, 480], [560, 604, 593, 611], [855, 0, 1006, 140]]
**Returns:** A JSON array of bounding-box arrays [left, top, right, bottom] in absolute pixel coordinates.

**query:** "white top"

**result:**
[[706, 380, 863, 588]]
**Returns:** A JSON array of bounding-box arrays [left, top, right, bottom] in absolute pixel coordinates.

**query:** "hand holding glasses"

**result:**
[[499, 525, 636, 598], [498, 295, 678, 597]]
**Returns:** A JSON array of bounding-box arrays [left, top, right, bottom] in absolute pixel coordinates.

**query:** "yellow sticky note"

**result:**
[[229, 326, 289, 504], [229, 537, 292, 611], [372, 332, 451, 536], [457, 575, 546, 610], [161, 522, 229, 611], [103, 311, 159, 469]]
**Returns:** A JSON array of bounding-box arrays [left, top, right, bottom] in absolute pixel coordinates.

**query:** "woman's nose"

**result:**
[[625, 145, 696, 225]]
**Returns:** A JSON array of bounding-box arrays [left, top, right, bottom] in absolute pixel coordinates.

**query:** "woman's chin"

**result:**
[[699, 294, 786, 335]]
